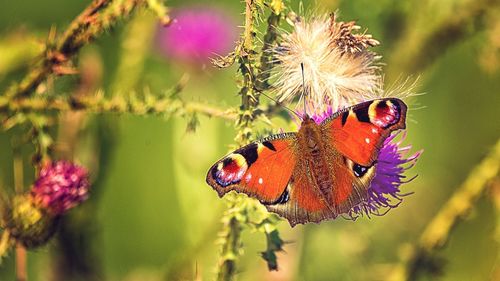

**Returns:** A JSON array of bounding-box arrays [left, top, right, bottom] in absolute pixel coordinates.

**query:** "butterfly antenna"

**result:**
[[258, 91, 301, 120], [301, 62, 307, 117]]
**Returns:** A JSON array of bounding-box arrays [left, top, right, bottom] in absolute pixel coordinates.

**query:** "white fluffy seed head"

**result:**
[[273, 14, 383, 115]]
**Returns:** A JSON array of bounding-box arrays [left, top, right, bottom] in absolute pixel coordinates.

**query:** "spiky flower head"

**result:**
[[2, 161, 89, 249], [31, 161, 90, 215], [274, 13, 381, 115]]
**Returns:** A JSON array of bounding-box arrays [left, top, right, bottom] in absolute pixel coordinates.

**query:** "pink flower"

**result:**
[[31, 161, 90, 215], [156, 6, 238, 65]]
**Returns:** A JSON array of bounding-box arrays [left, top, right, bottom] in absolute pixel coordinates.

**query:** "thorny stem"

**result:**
[[4, 0, 110, 99], [234, 0, 258, 145], [216, 2, 287, 280], [254, 8, 283, 118], [255, 10, 281, 91], [13, 153, 27, 281], [243, 0, 255, 51], [4, 0, 170, 100], [216, 1, 258, 280], [389, 138, 500, 281], [56, 0, 112, 55], [0, 94, 236, 122], [217, 207, 244, 281]]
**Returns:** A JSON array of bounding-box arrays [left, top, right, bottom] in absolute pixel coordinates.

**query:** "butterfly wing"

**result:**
[[206, 130, 341, 225], [323, 98, 407, 166], [264, 162, 341, 226], [322, 98, 407, 214], [206, 133, 297, 204]]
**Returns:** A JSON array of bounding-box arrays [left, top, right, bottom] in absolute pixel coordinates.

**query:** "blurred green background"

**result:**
[[0, 0, 499, 280]]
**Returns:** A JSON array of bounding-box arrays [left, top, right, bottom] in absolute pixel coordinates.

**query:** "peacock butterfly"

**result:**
[[206, 98, 407, 226]]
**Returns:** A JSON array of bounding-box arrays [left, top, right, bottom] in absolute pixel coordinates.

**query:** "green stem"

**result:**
[[13, 152, 27, 281], [15, 244, 27, 281], [0, 230, 12, 263], [0, 93, 237, 121], [4, 0, 169, 100], [217, 206, 243, 281], [216, 1, 259, 280], [389, 138, 500, 281], [234, 0, 259, 145], [256, 10, 281, 91]]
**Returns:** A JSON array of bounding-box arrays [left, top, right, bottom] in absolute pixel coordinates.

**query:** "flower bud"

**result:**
[[31, 161, 90, 215], [3, 195, 59, 248]]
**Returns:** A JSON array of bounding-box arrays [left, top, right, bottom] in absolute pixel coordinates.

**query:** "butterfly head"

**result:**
[[298, 114, 322, 130]]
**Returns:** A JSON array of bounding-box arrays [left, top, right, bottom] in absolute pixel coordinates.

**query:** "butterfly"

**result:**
[[206, 98, 407, 226]]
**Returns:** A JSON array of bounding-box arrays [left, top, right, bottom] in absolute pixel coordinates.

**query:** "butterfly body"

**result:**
[[207, 98, 407, 226], [292, 117, 353, 212]]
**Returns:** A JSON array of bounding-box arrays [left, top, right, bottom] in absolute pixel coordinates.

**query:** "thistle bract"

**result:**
[[4, 195, 59, 248]]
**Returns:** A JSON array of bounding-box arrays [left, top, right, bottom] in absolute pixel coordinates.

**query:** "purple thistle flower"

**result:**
[[31, 161, 90, 215], [308, 106, 334, 125], [294, 106, 421, 218], [156, 6, 238, 65], [347, 132, 422, 218]]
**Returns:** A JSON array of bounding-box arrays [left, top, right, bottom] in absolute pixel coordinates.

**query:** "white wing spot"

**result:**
[[365, 138, 370, 144], [245, 173, 252, 183], [371, 128, 377, 134], [258, 178, 263, 184]]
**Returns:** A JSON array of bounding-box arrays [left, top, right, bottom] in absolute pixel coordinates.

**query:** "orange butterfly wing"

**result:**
[[323, 98, 407, 166], [206, 134, 297, 204], [321, 98, 407, 216]]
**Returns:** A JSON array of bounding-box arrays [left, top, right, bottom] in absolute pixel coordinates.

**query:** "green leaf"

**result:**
[[185, 113, 199, 133], [260, 229, 284, 271]]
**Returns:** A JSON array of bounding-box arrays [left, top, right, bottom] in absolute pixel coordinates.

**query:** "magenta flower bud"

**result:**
[[31, 161, 90, 215]]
